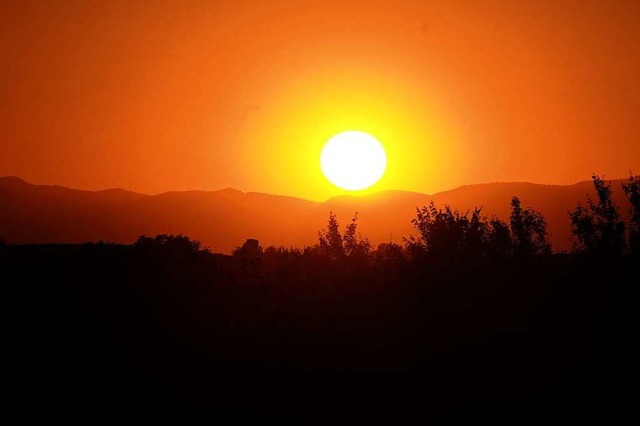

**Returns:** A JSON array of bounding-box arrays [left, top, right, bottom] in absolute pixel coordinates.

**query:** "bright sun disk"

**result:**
[[320, 131, 387, 191]]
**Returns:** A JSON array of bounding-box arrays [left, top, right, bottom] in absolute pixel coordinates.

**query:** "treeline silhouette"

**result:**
[[3, 174, 639, 420], [231, 173, 638, 272]]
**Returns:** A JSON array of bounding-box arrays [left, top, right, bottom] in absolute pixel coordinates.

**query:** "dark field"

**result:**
[[3, 243, 638, 421]]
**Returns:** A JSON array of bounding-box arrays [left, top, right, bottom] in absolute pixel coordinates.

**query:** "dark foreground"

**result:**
[[3, 243, 638, 421]]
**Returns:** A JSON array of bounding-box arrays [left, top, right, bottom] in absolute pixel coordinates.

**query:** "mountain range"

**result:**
[[0, 176, 633, 253]]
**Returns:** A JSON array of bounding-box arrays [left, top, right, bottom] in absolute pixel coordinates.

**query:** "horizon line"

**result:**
[[0, 174, 630, 203]]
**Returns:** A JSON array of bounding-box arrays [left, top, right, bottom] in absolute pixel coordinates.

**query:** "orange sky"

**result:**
[[1, 0, 640, 201]]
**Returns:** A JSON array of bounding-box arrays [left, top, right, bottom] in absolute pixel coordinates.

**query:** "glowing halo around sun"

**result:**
[[320, 131, 387, 191]]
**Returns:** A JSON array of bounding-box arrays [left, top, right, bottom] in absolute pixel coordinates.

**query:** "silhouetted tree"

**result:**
[[232, 238, 264, 283], [317, 211, 371, 267], [622, 172, 640, 254], [510, 197, 551, 257], [466, 207, 487, 256], [233, 238, 262, 257], [134, 234, 204, 258], [318, 211, 345, 261], [569, 174, 625, 255], [131, 234, 210, 292], [409, 198, 550, 261], [486, 217, 513, 259], [373, 242, 407, 272], [408, 201, 489, 262], [343, 212, 372, 263]]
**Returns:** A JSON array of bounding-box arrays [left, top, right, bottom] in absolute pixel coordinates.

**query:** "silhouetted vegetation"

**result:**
[[4, 174, 639, 421], [569, 173, 636, 255], [622, 172, 640, 254], [135, 233, 204, 258], [569, 174, 624, 254], [316, 211, 372, 270], [510, 196, 551, 257], [405, 196, 550, 263]]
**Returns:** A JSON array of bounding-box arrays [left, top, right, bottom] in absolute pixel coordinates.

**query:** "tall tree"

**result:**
[[318, 211, 345, 261], [343, 212, 372, 259], [622, 172, 640, 254], [486, 217, 512, 259], [510, 196, 551, 257], [569, 174, 626, 254]]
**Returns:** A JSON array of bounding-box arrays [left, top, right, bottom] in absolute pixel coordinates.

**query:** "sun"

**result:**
[[320, 131, 387, 191]]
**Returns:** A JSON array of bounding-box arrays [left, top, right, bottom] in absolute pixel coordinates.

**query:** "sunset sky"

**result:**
[[2, 0, 640, 201]]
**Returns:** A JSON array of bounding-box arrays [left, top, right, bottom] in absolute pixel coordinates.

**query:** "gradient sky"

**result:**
[[2, 0, 640, 200]]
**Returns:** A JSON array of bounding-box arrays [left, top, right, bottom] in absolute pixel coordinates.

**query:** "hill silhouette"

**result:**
[[0, 176, 632, 252]]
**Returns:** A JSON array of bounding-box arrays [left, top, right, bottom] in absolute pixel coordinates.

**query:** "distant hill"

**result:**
[[0, 176, 633, 252]]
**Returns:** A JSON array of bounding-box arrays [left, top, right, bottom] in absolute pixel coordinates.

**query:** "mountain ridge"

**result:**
[[0, 175, 614, 202], [0, 176, 632, 253]]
